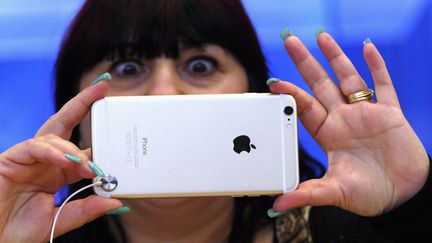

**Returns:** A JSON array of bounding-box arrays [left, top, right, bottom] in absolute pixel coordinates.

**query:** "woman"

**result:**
[[0, 0, 430, 242]]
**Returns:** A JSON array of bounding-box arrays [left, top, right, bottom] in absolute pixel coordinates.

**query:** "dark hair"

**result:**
[[54, 0, 324, 242]]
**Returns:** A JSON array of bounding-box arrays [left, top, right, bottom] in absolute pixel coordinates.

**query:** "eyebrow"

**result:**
[[178, 42, 207, 53], [105, 42, 213, 62]]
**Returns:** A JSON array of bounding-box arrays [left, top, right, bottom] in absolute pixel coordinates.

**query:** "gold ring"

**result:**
[[347, 88, 374, 104]]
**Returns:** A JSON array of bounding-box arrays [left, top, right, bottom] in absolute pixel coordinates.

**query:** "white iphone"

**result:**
[[91, 93, 299, 198]]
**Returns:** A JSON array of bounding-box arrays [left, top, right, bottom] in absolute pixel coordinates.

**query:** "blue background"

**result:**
[[1, 0, 431, 168]]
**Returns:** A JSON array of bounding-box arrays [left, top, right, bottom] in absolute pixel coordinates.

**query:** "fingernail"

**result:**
[[267, 208, 289, 218], [266, 78, 280, 86], [91, 72, 112, 85], [280, 28, 293, 41], [64, 154, 81, 163], [88, 161, 105, 177], [363, 38, 372, 45], [105, 206, 130, 215], [315, 27, 326, 37]]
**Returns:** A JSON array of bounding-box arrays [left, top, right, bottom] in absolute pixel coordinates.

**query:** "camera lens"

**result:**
[[284, 106, 294, 116]]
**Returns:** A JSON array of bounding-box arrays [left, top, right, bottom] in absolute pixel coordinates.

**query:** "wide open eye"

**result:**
[[111, 59, 145, 78], [183, 57, 217, 77]]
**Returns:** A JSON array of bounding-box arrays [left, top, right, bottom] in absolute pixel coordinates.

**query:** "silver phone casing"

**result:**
[[91, 93, 299, 198]]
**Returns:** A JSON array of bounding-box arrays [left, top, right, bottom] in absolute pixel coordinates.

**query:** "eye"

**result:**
[[111, 59, 144, 78], [184, 57, 217, 76]]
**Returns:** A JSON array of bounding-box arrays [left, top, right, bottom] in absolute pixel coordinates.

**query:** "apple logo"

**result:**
[[233, 135, 256, 154]]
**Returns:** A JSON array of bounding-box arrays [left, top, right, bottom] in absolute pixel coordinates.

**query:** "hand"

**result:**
[[270, 31, 429, 216], [0, 81, 122, 243]]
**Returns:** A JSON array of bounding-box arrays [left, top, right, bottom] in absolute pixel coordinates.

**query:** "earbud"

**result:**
[[101, 175, 118, 191]]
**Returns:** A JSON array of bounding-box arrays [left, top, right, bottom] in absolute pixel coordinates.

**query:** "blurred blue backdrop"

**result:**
[[1, 0, 431, 169]]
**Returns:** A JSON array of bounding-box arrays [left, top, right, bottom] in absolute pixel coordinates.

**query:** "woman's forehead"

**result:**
[[104, 41, 229, 61]]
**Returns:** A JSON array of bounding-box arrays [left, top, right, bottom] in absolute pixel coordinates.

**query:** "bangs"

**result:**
[[83, 0, 233, 62], [56, 0, 269, 112]]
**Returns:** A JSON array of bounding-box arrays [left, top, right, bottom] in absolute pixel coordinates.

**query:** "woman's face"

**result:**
[[79, 44, 248, 207], [79, 44, 249, 149]]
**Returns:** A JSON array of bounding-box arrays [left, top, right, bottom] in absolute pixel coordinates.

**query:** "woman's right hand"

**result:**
[[0, 81, 123, 243]]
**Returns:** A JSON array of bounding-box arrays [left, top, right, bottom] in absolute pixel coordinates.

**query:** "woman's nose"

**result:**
[[147, 59, 183, 95]]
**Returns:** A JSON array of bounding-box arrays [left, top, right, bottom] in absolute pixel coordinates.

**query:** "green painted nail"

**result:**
[[64, 154, 81, 163], [363, 38, 372, 45], [266, 78, 280, 86], [315, 27, 326, 37], [280, 28, 293, 41], [105, 206, 130, 215], [91, 72, 112, 85], [88, 161, 105, 177], [267, 208, 289, 218]]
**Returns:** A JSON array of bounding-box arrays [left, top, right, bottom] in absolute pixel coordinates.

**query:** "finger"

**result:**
[[270, 81, 327, 137], [2, 139, 77, 168], [1, 139, 93, 184], [36, 81, 108, 139], [0, 139, 85, 188], [37, 135, 95, 178], [283, 34, 345, 110], [363, 41, 400, 108], [50, 195, 123, 240], [272, 178, 342, 211], [317, 32, 368, 96]]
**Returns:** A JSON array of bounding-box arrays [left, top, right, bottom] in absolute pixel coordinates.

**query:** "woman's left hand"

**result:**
[[270, 31, 429, 216]]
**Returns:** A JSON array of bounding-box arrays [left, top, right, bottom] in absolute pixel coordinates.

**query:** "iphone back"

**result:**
[[91, 93, 298, 198]]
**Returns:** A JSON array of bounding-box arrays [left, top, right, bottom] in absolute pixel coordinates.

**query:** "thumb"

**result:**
[[273, 178, 342, 211], [49, 195, 123, 240]]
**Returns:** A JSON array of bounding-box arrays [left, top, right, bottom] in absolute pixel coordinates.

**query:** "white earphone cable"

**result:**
[[50, 181, 102, 243]]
